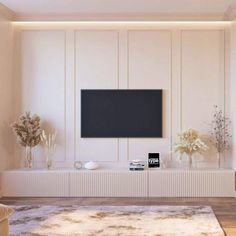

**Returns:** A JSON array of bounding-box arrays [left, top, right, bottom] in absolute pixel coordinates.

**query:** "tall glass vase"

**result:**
[[25, 146, 33, 168], [46, 149, 53, 170], [217, 152, 223, 169], [187, 154, 193, 169]]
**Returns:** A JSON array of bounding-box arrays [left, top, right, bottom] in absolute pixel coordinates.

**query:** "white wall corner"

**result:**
[[0, 175, 1, 198], [0, 3, 15, 21], [224, 5, 236, 21]]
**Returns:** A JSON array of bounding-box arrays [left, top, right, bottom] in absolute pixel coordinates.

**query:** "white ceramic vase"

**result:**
[[84, 161, 99, 170]]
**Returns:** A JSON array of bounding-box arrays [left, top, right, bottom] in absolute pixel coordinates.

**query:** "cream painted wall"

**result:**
[[230, 20, 236, 170], [12, 23, 230, 169], [0, 14, 13, 171]]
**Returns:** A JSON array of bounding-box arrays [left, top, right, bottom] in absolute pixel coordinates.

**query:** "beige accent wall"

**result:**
[[0, 14, 14, 171], [230, 19, 236, 170], [12, 22, 230, 169], [0, 12, 14, 197]]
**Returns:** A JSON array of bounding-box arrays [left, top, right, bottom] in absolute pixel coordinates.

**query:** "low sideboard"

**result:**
[[0, 169, 234, 197]]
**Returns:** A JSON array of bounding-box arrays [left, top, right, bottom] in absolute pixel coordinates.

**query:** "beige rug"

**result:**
[[9, 205, 224, 236]]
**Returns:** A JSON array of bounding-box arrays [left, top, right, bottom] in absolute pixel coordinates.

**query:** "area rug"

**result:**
[[9, 205, 224, 236]]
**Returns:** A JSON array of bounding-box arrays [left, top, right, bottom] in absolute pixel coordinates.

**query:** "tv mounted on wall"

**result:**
[[81, 89, 162, 138]]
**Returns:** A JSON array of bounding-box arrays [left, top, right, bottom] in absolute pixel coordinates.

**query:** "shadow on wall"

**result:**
[[0, 121, 14, 170], [0, 18, 14, 170]]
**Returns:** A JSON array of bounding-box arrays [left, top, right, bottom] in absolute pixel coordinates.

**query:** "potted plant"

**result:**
[[209, 105, 231, 168], [11, 112, 42, 168], [173, 128, 208, 168]]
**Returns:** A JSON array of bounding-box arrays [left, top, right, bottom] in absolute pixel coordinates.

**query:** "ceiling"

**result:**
[[1, 0, 236, 21], [1, 0, 236, 14]]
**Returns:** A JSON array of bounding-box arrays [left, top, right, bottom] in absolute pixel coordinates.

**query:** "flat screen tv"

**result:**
[[81, 89, 162, 138]]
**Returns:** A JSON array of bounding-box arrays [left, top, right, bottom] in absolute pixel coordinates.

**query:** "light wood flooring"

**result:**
[[1, 197, 236, 236]]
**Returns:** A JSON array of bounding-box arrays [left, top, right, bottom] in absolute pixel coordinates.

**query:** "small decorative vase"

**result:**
[[45, 149, 54, 170], [74, 161, 82, 170], [187, 154, 193, 169], [84, 161, 99, 170], [25, 146, 33, 168], [217, 152, 223, 169]]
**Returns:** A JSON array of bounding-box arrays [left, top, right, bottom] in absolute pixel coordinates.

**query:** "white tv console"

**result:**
[[0, 169, 235, 197]]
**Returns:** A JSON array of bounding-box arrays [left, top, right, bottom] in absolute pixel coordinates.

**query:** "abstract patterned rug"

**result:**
[[9, 205, 224, 236]]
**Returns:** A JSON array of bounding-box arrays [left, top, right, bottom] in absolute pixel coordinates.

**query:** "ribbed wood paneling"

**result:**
[[149, 170, 235, 197], [1, 171, 69, 197], [1, 170, 234, 197], [70, 171, 148, 197]]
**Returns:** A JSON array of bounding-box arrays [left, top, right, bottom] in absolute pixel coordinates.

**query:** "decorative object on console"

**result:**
[[129, 160, 145, 171], [40, 130, 57, 170], [11, 112, 42, 169], [173, 128, 208, 169], [148, 153, 160, 168], [84, 161, 99, 170], [74, 161, 82, 169], [209, 105, 231, 169]]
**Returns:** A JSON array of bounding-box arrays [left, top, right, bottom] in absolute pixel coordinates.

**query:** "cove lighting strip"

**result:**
[[12, 21, 231, 25]]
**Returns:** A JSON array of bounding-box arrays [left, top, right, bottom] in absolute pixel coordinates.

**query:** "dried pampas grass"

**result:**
[[11, 112, 42, 147]]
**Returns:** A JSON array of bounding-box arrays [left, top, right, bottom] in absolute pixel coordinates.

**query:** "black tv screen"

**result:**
[[81, 89, 162, 137]]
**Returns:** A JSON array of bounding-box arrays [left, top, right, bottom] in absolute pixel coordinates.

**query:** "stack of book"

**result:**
[[129, 160, 145, 171]]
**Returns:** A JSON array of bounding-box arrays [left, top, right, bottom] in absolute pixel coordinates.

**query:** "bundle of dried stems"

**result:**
[[210, 105, 231, 153], [11, 112, 42, 148]]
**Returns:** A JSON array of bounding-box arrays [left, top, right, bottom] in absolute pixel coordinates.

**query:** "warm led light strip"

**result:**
[[12, 21, 231, 25]]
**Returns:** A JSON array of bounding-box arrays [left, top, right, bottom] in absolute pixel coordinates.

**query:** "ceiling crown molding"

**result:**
[[224, 4, 236, 20], [14, 12, 226, 22], [0, 3, 15, 20]]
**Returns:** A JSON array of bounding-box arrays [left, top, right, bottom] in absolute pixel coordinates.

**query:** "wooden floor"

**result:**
[[1, 197, 236, 236]]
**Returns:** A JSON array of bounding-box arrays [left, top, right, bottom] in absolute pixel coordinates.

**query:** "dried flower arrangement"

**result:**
[[11, 112, 42, 168], [173, 128, 208, 168], [41, 130, 57, 169], [11, 112, 42, 147], [209, 105, 231, 168]]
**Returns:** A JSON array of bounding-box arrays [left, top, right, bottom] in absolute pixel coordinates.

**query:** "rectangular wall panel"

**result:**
[[75, 31, 119, 162], [13, 26, 228, 170], [149, 170, 234, 197], [128, 30, 172, 161], [70, 170, 148, 197], [181, 30, 224, 131], [181, 30, 225, 167], [19, 30, 66, 164]]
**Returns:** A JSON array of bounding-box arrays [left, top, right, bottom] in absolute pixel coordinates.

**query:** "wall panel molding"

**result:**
[[127, 30, 172, 162], [180, 29, 225, 167], [14, 24, 229, 168], [180, 29, 225, 131], [65, 29, 76, 166], [171, 29, 182, 162], [74, 30, 120, 163], [18, 30, 67, 166]]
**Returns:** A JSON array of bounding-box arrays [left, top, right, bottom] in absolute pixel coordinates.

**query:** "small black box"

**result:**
[[148, 153, 160, 168]]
